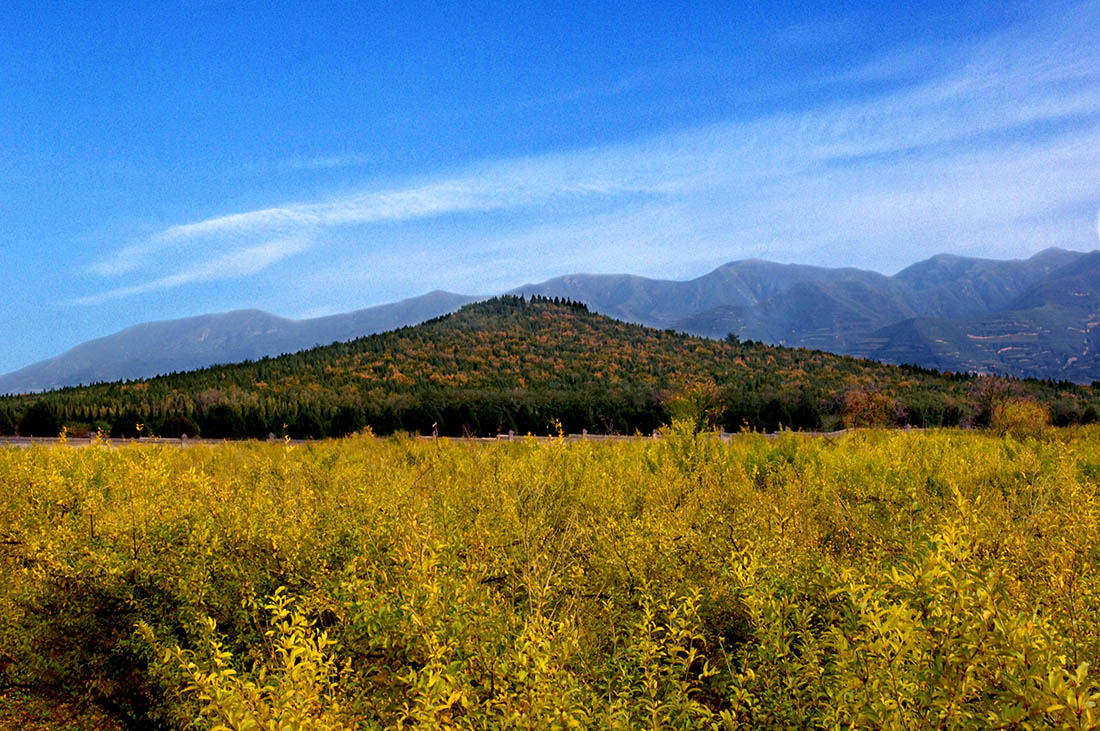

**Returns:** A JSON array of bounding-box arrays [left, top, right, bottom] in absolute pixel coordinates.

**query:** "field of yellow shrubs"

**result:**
[[1, 425, 1099, 728]]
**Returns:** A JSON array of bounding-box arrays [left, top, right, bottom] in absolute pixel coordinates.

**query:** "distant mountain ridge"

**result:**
[[7, 296, 1096, 439], [847, 251, 1100, 381], [511, 247, 1099, 382], [3, 248, 1098, 394], [0, 291, 476, 394]]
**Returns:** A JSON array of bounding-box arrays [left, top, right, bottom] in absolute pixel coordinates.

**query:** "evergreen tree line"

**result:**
[[2, 297, 1096, 439], [4, 383, 1096, 439]]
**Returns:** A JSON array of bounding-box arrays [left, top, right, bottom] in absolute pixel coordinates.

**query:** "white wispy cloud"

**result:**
[[84, 1, 1100, 305], [75, 238, 309, 305], [87, 154, 680, 278], [278, 154, 372, 171]]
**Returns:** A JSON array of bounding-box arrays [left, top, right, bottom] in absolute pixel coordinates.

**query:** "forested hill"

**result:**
[[1, 296, 1096, 438]]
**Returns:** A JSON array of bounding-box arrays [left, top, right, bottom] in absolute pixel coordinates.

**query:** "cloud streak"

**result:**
[[75, 238, 309, 305], [278, 154, 372, 171], [85, 2, 1100, 304], [88, 161, 677, 278]]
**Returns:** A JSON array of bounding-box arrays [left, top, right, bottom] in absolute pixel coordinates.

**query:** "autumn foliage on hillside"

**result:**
[[1, 296, 1096, 438]]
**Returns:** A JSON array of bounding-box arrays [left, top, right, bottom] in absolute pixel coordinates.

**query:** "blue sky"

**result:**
[[1, 1, 1099, 373]]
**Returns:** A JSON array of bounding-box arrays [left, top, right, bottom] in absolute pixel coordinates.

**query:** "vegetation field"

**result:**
[[2, 425, 1100, 728]]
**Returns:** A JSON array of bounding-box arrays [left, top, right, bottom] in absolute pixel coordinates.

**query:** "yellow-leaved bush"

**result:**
[[139, 587, 352, 730], [992, 398, 1052, 440], [0, 426, 1097, 728]]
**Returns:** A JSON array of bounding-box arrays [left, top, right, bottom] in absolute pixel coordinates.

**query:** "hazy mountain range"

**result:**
[[513, 247, 1100, 383], [3, 248, 1098, 394], [0, 291, 476, 395]]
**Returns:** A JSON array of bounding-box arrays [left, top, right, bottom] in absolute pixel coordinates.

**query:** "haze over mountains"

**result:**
[[3, 248, 1098, 395], [14, 295, 1098, 440], [0, 291, 475, 395], [514, 247, 1100, 382]]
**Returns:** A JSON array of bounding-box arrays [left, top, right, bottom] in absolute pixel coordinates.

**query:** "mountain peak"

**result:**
[[4, 249, 1099, 394], [1026, 246, 1088, 267], [893, 253, 989, 290], [0, 292, 476, 395], [1030, 246, 1070, 258]]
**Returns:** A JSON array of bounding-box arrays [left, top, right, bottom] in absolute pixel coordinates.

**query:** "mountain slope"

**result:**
[[510, 259, 902, 328], [513, 248, 1099, 380], [4, 248, 1099, 393], [852, 252, 1100, 381], [675, 278, 919, 348], [0, 291, 476, 395], [892, 247, 1083, 319], [5, 297, 1096, 438]]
